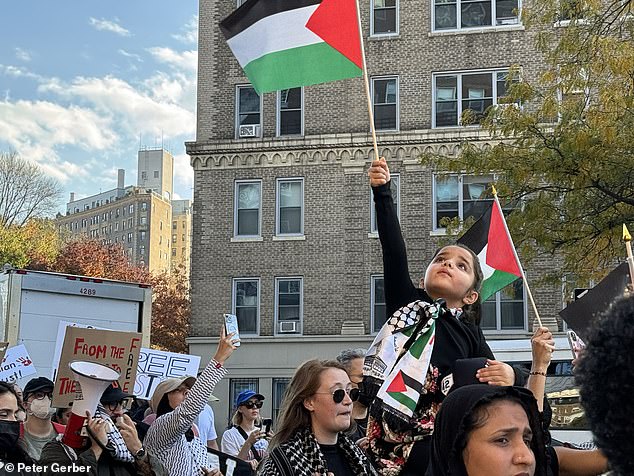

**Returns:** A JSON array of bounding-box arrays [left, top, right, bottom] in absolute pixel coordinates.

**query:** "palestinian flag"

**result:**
[[220, 0, 363, 94], [458, 199, 522, 301]]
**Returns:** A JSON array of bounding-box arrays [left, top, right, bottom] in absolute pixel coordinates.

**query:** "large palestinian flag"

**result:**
[[458, 199, 522, 301], [220, 0, 363, 94]]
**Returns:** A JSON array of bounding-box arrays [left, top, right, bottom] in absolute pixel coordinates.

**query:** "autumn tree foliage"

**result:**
[[39, 237, 190, 353], [421, 0, 634, 282], [0, 219, 60, 269]]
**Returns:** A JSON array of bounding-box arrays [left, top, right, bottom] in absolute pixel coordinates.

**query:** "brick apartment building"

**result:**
[[186, 0, 571, 424]]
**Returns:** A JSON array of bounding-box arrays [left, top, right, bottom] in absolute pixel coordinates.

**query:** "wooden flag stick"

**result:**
[[623, 224, 634, 288], [355, 0, 380, 162], [491, 185, 544, 328]]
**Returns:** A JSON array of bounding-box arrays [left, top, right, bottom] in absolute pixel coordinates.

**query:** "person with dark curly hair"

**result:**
[[576, 294, 634, 476]]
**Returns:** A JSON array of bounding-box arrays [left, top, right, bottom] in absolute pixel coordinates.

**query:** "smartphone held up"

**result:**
[[224, 313, 241, 347], [567, 330, 586, 360]]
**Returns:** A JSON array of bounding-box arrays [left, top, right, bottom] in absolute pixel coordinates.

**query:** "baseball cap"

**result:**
[[235, 390, 265, 407], [100, 383, 133, 404], [150, 376, 196, 412], [23, 377, 54, 401]]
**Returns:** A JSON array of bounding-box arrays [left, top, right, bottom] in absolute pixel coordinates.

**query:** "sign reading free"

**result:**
[[134, 348, 201, 400]]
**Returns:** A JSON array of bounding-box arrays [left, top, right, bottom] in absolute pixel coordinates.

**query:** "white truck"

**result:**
[[0, 268, 152, 383]]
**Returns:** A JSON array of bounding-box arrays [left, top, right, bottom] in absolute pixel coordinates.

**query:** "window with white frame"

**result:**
[[276, 178, 304, 235], [434, 70, 513, 127], [481, 280, 526, 330], [236, 85, 262, 138], [275, 278, 303, 334], [228, 378, 258, 422], [372, 0, 398, 35], [433, 174, 495, 229], [433, 0, 519, 30], [558, 0, 586, 22], [234, 180, 262, 237], [371, 275, 387, 333], [277, 88, 303, 136], [370, 174, 400, 233], [237, 0, 248, 6], [372, 76, 398, 131], [232, 278, 259, 334]]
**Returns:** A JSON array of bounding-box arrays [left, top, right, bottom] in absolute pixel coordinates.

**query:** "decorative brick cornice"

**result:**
[[186, 129, 499, 171]]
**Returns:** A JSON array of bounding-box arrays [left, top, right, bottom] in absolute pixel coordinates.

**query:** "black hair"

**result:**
[[0, 382, 35, 464], [430, 244, 484, 325], [576, 295, 634, 476]]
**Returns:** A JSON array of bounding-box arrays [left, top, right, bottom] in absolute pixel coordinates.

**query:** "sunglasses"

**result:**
[[315, 388, 360, 404], [241, 400, 263, 409], [32, 391, 53, 400], [105, 399, 132, 412]]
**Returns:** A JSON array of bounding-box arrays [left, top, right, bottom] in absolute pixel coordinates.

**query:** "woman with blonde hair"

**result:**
[[258, 359, 375, 476], [221, 390, 268, 470]]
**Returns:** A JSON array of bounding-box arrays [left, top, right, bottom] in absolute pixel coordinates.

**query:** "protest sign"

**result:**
[[52, 327, 142, 407], [51, 321, 100, 381], [134, 348, 201, 400], [0, 344, 37, 382]]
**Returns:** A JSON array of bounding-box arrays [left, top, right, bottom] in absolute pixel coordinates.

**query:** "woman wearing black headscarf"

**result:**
[[426, 385, 547, 476]]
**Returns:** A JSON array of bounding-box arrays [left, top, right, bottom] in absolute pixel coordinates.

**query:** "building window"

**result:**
[[277, 88, 303, 136], [154, 171, 159, 179], [372, 76, 399, 131], [237, 0, 248, 6], [234, 180, 262, 237], [141, 172, 147, 180], [172, 234, 177, 243], [275, 278, 303, 335], [129, 205, 134, 214], [370, 174, 400, 233], [141, 202, 147, 211], [140, 216, 147, 226], [229, 378, 258, 422], [172, 248, 177, 256], [276, 178, 304, 236], [232, 278, 259, 335], [482, 280, 527, 330], [371, 0, 398, 35], [433, 69, 514, 127], [272, 378, 291, 422], [140, 231, 146, 241], [236, 85, 262, 138], [371, 275, 387, 333], [140, 246, 145, 256], [433, 174, 496, 230], [173, 221, 177, 229], [433, 0, 520, 30], [128, 232, 133, 243]]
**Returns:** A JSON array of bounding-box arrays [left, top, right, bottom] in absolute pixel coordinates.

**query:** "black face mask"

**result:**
[[0, 420, 20, 450]]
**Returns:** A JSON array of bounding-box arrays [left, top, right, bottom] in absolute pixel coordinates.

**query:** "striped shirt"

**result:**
[[145, 360, 227, 476]]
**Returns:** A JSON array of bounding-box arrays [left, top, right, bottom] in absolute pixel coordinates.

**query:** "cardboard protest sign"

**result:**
[[134, 348, 201, 400], [52, 327, 142, 407], [559, 262, 631, 341], [0, 344, 37, 382]]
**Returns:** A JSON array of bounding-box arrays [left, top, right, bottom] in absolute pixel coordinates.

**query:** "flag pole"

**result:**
[[623, 224, 634, 289], [355, 0, 380, 162], [491, 186, 544, 328]]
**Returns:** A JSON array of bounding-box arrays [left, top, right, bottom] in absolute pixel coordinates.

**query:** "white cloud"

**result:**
[[118, 49, 143, 62], [147, 47, 197, 72], [172, 15, 198, 45], [89, 17, 131, 37], [0, 64, 43, 81], [15, 48, 31, 62]]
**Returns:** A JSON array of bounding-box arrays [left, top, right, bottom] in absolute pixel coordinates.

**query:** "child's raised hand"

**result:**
[[368, 157, 390, 187], [476, 360, 515, 386]]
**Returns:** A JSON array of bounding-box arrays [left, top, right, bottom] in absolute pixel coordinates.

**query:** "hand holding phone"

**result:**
[[224, 313, 241, 347], [567, 330, 586, 360], [262, 418, 272, 436]]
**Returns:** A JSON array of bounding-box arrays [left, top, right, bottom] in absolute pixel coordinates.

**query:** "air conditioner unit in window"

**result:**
[[278, 321, 299, 334], [238, 124, 260, 138]]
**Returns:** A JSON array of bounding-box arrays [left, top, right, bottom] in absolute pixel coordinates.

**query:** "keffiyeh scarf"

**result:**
[[95, 404, 135, 463]]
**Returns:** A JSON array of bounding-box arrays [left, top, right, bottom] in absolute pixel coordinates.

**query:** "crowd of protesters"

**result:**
[[0, 158, 629, 475]]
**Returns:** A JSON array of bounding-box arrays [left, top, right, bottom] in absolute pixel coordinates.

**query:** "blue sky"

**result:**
[[0, 1, 199, 211]]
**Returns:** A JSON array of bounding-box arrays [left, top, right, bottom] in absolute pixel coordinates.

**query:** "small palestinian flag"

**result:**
[[458, 199, 522, 301], [220, 0, 363, 94]]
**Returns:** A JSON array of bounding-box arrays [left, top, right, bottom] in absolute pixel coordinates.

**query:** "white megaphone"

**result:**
[[62, 361, 120, 448]]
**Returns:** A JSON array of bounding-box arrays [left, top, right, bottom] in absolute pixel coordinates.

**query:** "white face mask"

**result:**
[[29, 397, 54, 420]]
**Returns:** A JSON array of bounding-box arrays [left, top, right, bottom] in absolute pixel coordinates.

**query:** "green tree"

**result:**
[[0, 219, 61, 268], [421, 0, 634, 281]]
